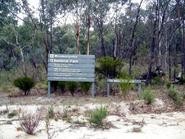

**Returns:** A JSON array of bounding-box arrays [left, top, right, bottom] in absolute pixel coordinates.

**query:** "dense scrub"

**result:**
[[13, 77, 35, 95]]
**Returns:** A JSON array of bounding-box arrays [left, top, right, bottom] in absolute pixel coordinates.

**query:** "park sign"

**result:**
[[48, 54, 95, 82], [47, 54, 96, 96]]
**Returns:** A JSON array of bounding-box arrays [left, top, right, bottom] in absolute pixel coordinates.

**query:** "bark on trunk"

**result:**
[[76, 22, 80, 54], [87, 15, 90, 55]]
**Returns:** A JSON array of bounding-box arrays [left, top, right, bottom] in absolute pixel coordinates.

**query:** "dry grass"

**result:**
[[20, 112, 41, 135]]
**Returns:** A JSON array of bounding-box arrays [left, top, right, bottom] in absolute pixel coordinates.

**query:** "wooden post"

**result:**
[[91, 82, 95, 97], [48, 81, 51, 97]]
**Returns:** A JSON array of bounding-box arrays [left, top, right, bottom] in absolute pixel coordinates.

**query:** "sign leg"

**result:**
[[138, 83, 141, 94], [48, 81, 51, 97], [91, 82, 95, 97], [107, 82, 110, 97]]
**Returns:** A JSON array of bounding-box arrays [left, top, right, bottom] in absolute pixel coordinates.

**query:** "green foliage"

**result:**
[[119, 71, 133, 97], [0, 69, 16, 89], [96, 78, 106, 94], [178, 74, 185, 85], [168, 86, 183, 106], [13, 77, 35, 95], [57, 81, 66, 93], [62, 108, 72, 122], [137, 42, 148, 57], [48, 105, 55, 119], [66, 82, 78, 96], [151, 76, 165, 86], [35, 82, 48, 90], [182, 92, 185, 100], [140, 88, 155, 104], [80, 82, 91, 94], [96, 56, 122, 78], [166, 82, 172, 89], [7, 110, 17, 118], [89, 107, 108, 127]]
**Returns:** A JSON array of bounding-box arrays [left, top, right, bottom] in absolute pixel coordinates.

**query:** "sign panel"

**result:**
[[48, 54, 95, 82]]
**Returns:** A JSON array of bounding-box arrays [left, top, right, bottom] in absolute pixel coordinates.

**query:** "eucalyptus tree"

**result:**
[[0, 0, 23, 71], [21, 0, 73, 72]]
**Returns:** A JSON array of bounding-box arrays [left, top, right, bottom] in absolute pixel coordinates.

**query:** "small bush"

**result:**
[[14, 77, 35, 95], [96, 56, 122, 78], [20, 112, 40, 135], [0, 109, 9, 115], [62, 108, 72, 122], [177, 74, 185, 84], [80, 82, 91, 94], [57, 81, 66, 94], [140, 88, 155, 104], [182, 92, 185, 100], [119, 71, 133, 97], [89, 107, 108, 127], [96, 78, 106, 95], [48, 105, 55, 119], [7, 110, 17, 118], [166, 82, 172, 89], [151, 76, 165, 85], [66, 82, 78, 96], [168, 86, 183, 106]]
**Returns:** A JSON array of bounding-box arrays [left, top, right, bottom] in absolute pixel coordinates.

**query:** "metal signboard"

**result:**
[[47, 54, 96, 96]]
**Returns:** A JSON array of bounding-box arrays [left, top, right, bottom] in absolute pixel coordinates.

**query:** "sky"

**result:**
[[17, 0, 148, 25]]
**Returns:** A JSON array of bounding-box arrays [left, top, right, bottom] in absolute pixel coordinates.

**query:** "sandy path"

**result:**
[[0, 104, 185, 139]]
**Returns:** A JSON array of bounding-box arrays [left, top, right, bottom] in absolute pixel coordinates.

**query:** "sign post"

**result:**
[[48, 54, 96, 97]]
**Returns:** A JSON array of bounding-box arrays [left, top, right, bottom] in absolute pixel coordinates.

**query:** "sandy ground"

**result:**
[[0, 102, 185, 139]]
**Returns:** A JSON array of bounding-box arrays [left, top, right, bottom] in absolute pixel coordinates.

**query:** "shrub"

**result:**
[[89, 107, 108, 127], [80, 82, 91, 94], [140, 88, 155, 104], [48, 105, 55, 119], [119, 71, 133, 97], [151, 76, 165, 85], [0, 109, 9, 115], [166, 82, 172, 89], [20, 112, 41, 135], [182, 92, 185, 100], [96, 56, 122, 78], [168, 86, 183, 106], [178, 75, 185, 84], [96, 78, 106, 95], [62, 108, 72, 122], [66, 82, 78, 96], [7, 110, 17, 118], [57, 81, 66, 94], [14, 77, 35, 95]]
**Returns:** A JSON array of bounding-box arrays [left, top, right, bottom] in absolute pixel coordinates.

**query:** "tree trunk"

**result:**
[[128, 0, 143, 75], [76, 22, 80, 54], [15, 30, 26, 76], [99, 20, 106, 56], [182, 16, 185, 74], [182, 0, 185, 74], [168, 44, 172, 80], [173, 44, 178, 80], [87, 14, 90, 55], [148, 2, 158, 83], [113, 25, 118, 58], [43, 33, 49, 73]]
